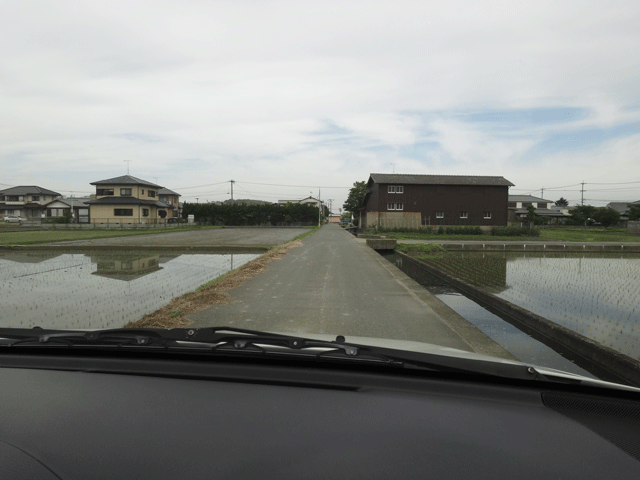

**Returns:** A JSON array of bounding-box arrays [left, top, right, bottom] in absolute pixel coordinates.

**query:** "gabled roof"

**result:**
[[0, 186, 61, 196], [44, 197, 92, 208], [367, 174, 514, 187], [509, 195, 553, 203], [158, 187, 180, 196], [90, 175, 162, 188]]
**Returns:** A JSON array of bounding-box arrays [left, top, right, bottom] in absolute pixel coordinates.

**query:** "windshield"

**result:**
[[2, 1, 640, 389]]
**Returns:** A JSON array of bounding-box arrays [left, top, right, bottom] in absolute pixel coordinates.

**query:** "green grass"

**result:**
[[0, 225, 219, 246], [378, 227, 639, 243], [539, 228, 635, 243]]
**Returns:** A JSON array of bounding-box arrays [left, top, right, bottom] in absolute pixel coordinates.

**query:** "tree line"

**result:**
[[182, 202, 321, 226]]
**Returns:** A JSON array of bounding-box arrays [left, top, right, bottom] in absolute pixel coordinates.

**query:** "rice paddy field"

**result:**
[[412, 251, 640, 361], [0, 250, 260, 330]]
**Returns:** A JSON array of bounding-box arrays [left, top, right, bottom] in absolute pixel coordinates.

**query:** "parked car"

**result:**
[[3, 215, 27, 223]]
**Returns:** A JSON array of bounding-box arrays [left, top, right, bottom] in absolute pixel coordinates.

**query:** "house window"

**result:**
[[148, 190, 156, 197], [31, 196, 40, 201], [387, 185, 404, 194], [7, 196, 19, 201], [484, 212, 492, 219], [97, 189, 114, 196], [120, 188, 132, 196], [142, 208, 149, 217], [516, 202, 522, 208], [460, 211, 468, 219], [141, 189, 145, 195], [436, 211, 444, 218], [114, 209, 133, 216], [387, 203, 404, 211]]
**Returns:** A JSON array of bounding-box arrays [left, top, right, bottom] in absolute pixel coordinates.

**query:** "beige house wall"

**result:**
[[90, 204, 160, 224]]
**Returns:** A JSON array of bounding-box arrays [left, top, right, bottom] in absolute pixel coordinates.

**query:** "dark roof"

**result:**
[[606, 202, 634, 214], [0, 186, 61, 196], [368, 174, 514, 187], [90, 175, 163, 188], [158, 187, 180, 196], [514, 208, 569, 217], [509, 195, 552, 203], [85, 197, 168, 208]]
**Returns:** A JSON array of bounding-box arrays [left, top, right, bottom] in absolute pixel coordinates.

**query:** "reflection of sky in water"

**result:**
[[0, 253, 259, 329], [495, 256, 640, 359]]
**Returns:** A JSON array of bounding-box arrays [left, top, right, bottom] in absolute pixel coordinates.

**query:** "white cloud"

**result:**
[[2, 0, 640, 207]]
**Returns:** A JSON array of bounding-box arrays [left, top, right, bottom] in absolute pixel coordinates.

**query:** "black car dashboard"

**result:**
[[1, 350, 640, 479]]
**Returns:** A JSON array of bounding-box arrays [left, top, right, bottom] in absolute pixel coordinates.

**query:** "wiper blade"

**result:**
[[0, 327, 360, 356], [0, 326, 546, 381]]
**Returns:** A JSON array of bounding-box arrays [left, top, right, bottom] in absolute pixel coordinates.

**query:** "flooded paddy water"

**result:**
[[0, 250, 261, 329], [384, 251, 640, 377]]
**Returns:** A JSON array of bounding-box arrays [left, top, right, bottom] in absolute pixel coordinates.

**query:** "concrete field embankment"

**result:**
[[437, 243, 640, 253]]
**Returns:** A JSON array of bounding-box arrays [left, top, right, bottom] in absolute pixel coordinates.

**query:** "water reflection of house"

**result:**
[[0, 253, 62, 264], [90, 254, 162, 280]]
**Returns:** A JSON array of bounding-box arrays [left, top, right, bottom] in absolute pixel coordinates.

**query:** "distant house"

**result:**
[[0, 186, 61, 220], [158, 188, 181, 219], [507, 195, 569, 223], [86, 175, 168, 224], [360, 174, 514, 229], [607, 200, 640, 223], [277, 196, 324, 209], [43, 197, 92, 223]]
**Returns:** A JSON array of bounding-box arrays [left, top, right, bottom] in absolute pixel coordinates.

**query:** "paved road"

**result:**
[[188, 224, 513, 356], [45, 227, 309, 247]]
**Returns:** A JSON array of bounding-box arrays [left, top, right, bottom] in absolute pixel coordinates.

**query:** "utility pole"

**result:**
[[541, 187, 544, 198], [390, 162, 397, 173], [580, 182, 585, 205], [230, 180, 235, 201], [318, 188, 321, 226], [196, 198, 199, 203], [124, 160, 131, 174]]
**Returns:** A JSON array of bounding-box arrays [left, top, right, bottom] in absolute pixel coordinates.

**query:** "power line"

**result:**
[[173, 181, 230, 190], [238, 181, 351, 189]]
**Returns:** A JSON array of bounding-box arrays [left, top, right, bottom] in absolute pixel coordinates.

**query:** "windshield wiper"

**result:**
[[0, 326, 552, 381], [7, 326, 633, 390]]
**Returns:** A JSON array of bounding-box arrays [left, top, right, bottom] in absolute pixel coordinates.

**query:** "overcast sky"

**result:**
[[2, 0, 640, 209]]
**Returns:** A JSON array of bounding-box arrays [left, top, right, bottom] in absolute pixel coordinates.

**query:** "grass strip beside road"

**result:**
[[0, 226, 220, 246], [380, 228, 639, 243], [124, 225, 322, 329]]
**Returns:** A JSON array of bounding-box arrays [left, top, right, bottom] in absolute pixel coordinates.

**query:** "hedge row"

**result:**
[[182, 202, 319, 226]]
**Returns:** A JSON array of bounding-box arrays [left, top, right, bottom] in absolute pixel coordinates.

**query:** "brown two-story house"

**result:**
[[360, 174, 514, 229], [86, 175, 168, 224]]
